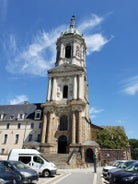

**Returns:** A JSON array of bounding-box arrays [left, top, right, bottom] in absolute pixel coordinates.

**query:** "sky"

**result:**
[[0, 0, 138, 139]]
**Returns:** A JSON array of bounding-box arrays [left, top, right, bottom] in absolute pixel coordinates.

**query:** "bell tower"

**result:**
[[40, 16, 92, 154], [55, 15, 86, 68]]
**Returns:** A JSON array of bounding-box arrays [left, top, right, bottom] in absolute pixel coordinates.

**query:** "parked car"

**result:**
[[0, 160, 39, 184], [109, 161, 138, 184], [107, 160, 137, 181], [0, 162, 22, 184], [8, 149, 57, 177], [102, 160, 126, 180]]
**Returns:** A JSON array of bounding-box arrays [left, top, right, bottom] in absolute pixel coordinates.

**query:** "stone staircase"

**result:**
[[42, 153, 70, 169]]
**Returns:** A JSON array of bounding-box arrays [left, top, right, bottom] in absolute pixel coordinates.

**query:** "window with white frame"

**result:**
[[17, 113, 25, 120], [6, 123, 10, 129], [37, 134, 40, 142], [30, 123, 34, 129], [10, 115, 14, 120], [1, 149, 5, 154], [3, 134, 8, 144], [15, 134, 19, 144], [35, 110, 41, 120], [17, 123, 21, 129], [39, 122, 42, 129], [28, 134, 32, 142], [0, 114, 4, 120]]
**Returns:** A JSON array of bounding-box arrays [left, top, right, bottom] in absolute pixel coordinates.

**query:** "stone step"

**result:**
[[42, 153, 70, 169]]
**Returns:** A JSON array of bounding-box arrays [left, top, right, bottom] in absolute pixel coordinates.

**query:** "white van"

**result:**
[[8, 149, 57, 177]]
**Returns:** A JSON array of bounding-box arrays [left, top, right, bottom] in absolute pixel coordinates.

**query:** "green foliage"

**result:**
[[129, 139, 138, 159], [96, 126, 128, 149]]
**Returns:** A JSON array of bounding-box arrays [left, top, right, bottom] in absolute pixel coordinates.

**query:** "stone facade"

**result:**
[[40, 16, 102, 162]]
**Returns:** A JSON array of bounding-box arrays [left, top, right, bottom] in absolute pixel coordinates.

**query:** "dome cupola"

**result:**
[[63, 16, 82, 36]]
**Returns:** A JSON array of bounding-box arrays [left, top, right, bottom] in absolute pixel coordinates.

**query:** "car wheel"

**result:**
[[42, 169, 50, 177], [134, 181, 138, 184]]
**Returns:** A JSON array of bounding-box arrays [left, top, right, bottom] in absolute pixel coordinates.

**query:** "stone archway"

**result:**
[[85, 148, 94, 163], [58, 135, 67, 154]]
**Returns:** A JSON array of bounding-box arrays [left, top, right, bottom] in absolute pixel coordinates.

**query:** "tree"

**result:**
[[129, 139, 138, 159], [96, 126, 128, 149]]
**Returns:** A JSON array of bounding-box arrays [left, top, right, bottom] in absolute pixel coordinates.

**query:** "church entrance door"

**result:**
[[58, 135, 67, 154], [85, 148, 94, 163]]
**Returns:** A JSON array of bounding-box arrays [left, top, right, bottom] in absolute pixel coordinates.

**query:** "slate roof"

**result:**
[[0, 103, 43, 120]]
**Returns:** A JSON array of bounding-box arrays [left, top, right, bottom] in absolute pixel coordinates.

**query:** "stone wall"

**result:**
[[99, 148, 131, 165]]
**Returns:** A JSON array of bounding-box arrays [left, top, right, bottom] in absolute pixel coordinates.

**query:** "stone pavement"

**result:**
[[37, 166, 105, 184]]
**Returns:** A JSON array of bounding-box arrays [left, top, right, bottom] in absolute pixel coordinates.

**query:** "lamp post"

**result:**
[[93, 154, 97, 173]]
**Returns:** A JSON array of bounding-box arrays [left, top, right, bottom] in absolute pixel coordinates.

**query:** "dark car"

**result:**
[[0, 160, 39, 184], [0, 163, 22, 184], [102, 160, 128, 180], [107, 160, 137, 181], [109, 161, 138, 184]]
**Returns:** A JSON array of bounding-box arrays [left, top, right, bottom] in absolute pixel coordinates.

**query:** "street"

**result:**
[[37, 167, 104, 184], [53, 172, 93, 184]]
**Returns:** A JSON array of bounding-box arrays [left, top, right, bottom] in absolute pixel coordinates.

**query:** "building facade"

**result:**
[[40, 16, 102, 162], [0, 102, 43, 154]]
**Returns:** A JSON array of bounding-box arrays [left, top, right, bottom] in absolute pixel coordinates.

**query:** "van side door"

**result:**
[[32, 155, 44, 174]]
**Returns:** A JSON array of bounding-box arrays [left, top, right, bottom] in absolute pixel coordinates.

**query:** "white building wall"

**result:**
[[0, 120, 42, 154]]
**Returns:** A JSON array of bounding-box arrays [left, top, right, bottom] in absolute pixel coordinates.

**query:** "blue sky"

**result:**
[[0, 0, 138, 139]]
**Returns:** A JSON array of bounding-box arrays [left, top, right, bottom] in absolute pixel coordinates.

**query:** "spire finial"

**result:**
[[70, 15, 75, 28]]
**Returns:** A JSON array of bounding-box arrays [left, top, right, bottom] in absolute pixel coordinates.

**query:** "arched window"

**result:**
[[65, 45, 71, 58], [63, 85, 68, 98], [59, 115, 68, 130]]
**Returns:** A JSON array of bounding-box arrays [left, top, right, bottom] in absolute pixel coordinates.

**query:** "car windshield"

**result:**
[[0, 164, 11, 172], [40, 154, 49, 162], [120, 161, 135, 169], [125, 163, 138, 172], [12, 161, 28, 169], [113, 161, 123, 167]]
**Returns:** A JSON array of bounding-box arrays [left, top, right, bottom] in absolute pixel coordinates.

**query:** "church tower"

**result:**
[[40, 16, 96, 155]]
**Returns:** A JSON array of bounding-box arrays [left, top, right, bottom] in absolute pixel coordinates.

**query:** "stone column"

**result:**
[[52, 78, 56, 100], [60, 43, 64, 58], [78, 111, 82, 143], [73, 76, 77, 99], [72, 112, 76, 144], [47, 78, 52, 101], [41, 114, 47, 144], [78, 75, 83, 99], [47, 112, 52, 144]]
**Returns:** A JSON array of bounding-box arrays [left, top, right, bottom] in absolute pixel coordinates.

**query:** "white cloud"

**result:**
[[9, 95, 28, 105], [6, 26, 65, 76], [78, 14, 110, 54], [4, 14, 110, 77], [85, 34, 109, 54], [78, 14, 103, 33], [90, 106, 104, 119], [121, 76, 138, 95]]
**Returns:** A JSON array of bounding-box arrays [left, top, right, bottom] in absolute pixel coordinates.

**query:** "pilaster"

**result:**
[[71, 112, 76, 144]]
